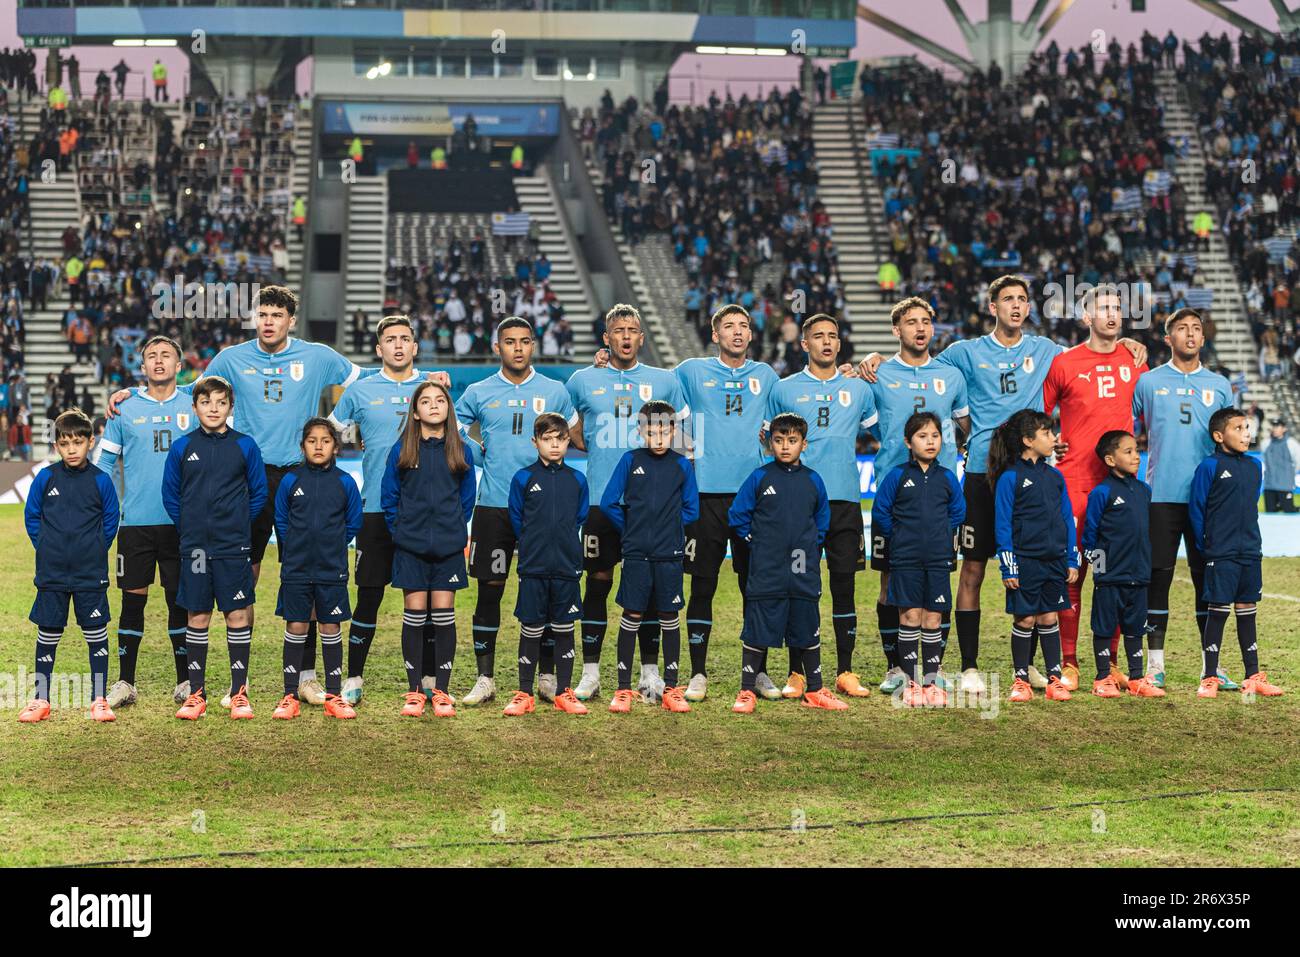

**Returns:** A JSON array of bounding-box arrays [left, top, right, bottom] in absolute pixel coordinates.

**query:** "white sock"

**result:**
[[642, 663, 659, 677], [582, 663, 599, 677], [300, 669, 316, 683], [1150, 649, 1165, 673]]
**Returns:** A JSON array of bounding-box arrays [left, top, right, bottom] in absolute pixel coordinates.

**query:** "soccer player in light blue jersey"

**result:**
[[1132, 308, 1235, 688], [93, 335, 194, 709], [565, 304, 689, 702], [454, 316, 578, 707], [867, 298, 969, 696], [762, 313, 878, 700]]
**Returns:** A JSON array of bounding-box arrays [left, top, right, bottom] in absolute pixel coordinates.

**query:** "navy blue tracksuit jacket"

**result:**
[[1189, 450, 1263, 562], [25, 460, 119, 591], [380, 435, 477, 559], [994, 456, 1079, 580], [870, 460, 965, 569], [728, 460, 830, 601], [274, 462, 363, 584], [1081, 473, 1152, 585], [508, 458, 589, 580], [162, 427, 267, 559], [599, 447, 699, 561]]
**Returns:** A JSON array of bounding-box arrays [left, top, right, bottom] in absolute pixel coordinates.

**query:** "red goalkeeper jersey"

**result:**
[[1043, 343, 1148, 491]]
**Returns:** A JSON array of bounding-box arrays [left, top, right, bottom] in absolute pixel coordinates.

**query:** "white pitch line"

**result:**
[[1175, 576, 1300, 604]]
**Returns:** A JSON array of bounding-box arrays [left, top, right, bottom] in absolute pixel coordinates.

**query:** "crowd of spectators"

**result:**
[[0, 92, 31, 459]]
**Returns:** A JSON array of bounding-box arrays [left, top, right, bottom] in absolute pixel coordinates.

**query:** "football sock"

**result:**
[[659, 616, 681, 688], [540, 625, 555, 676], [1061, 571, 1084, 667], [877, 602, 900, 670], [788, 646, 803, 679], [1146, 566, 1173, 665], [1028, 625, 1039, 663], [1124, 633, 1145, 681], [85, 623, 109, 700], [1201, 605, 1230, 679], [1236, 606, 1259, 677], [472, 581, 505, 678], [422, 615, 438, 688], [1038, 624, 1062, 679], [615, 615, 639, 691], [939, 609, 950, 649], [740, 644, 763, 692], [115, 590, 147, 685], [300, 620, 318, 674], [896, 625, 920, 684], [400, 610, 425, 693], [921, 628, 943, 686], [956, 608, 980, 671], [686, 574, 717, 677], [830, 574, 856, 675], [802, 645, 825, 693], [1011, 624, 1032, 681], [638, 619, 660, 667], [518, 623, 543, 695], [320, 626, 343, 695], [1092, 634, 1112, 683], [429, 609, 456, 692], [34, 628, 62, 701], [165, 591, 188, 683], [552, 622, 576, 691], [283, 629, 306, 695], [346, 586, 383, 678], [1110, 631, 1122, 662], [580, 576, 614, 664], [226, 626, 252, 696], [186, 626, 209, 698], [1189, 562, 1209, 640]]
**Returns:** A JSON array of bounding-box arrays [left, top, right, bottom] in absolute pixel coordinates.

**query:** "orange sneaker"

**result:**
[[661, 686, 691, 713], [732, 690, 757, 714], [175, 690, 207, 720], [608, 688, 640, 713], [1045, 676, 1072, 701], [323, 694, 356, 719], [1197, 676, 1221, 699], [554, 689, 589, 715], [1008, 677, 1034, 702], [900, 681, 926, 708], [1241, 672, 1283, 697], [923, 683, 948, 708], [1108, 663, 1130, 692], [1128, 676, 1166, 698], [835, 671, 872, 698], [801, 686, 849, 711], [229, 686, 254, 720], [273, 694, 300, 720], [401, 691, 427, 717], [18, 699, 51, 723], [430, 689, 456, 718], [503, 691, 535, 716], [1092, 675, 1121, 699], [1059, 663, 1080, 692], [90, 698, 116, 722], [781, 671, 806, 699]]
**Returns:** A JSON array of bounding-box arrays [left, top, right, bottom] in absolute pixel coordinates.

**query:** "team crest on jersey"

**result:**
[[639, 383, 653, 402], [749, 376, 761, 395], [1119, 365, 1132, 383], [838, 389, 851, 408], [290, 361, 305, 382], [532, 396, 545, 414], [1202, 389, 1214, 406], [1022, 356, 1035, 374], [934, 378, 946, 396], [177, 413, 190, 431]]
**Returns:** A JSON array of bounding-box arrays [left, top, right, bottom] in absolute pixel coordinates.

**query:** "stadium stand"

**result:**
[[0, 85, 32, 459]]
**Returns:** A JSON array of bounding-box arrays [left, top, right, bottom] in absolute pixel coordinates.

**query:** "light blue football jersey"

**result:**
[[566, 362, 689, 504], [456, 369, 578, 508], [935, 332, 1064, 473], [674, 355, 779, 493], [1132, 361, 1234, 503], [763, 368, 878, 502], [328, 370, 427, 513], [93, 386, 197, 527], [202, 337, 364, 467], [869, 354, 970, 478]]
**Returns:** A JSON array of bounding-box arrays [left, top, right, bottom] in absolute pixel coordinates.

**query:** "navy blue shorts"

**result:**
[[276, 582, 352, 623], [1090, 583, 1148, 637], [886, 566, 953, 612], [1005, 556, 1070, 617], [1202, 558, 1262, 604], [391, 548, 468, 592], [29, 589, 111, 630], [178, 555, 255, 613], [616, 558, 684, 615], [514, 577, 583, 625], [741, 597, 821, 649]]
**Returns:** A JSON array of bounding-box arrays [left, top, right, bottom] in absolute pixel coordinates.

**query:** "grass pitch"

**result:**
[[0, 503, 1297, 867]]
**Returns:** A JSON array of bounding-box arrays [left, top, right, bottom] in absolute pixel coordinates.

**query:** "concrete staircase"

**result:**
[[342, 175, 387, 323], [1156, 68, 1275, 421], [286, 103, 311, 291]]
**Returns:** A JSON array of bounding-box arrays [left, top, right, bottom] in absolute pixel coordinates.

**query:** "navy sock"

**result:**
[[741, 644, 763, 692], [659, 615, 680, 688], [1038, 624, 1062, 678], [830, 574, 856, 675], [430, 609, 456, 692], [186, 626, 209, 698], [638, 619, 660, 666], [401, 610, 424, 693], [226, 626, 252, 696], [615, 614, 639, 690], [473, 581, 505, 678], [300, 620, 318, 673], [1124, 633, 1145, 681], [422, 619, 437, 688], [540, 626, 555, 675], [1011, 624, 1032, 680], [686, 575, 717, 677], [1235, 606, 1259, 677], [347, 586, 383, 678], [1201, 605, 1229, 679], [321, 626, 344, 695], [34, 628, 62, 701], [518, 623, 543, 694], [802, 645, 824, 693], [552, 622, 576, 691], [896, 626, 920, 684], [921, 628, 943, 686], [877, 602, 900, 670], [956, 608, 980, 671], [283, 629, 305, 695], [165, 591, 188, 684], [116, 591, 147, 685], [1093, 634, 1112, 682], [581, 576, 613, 664], [939, 610, 951, 650]]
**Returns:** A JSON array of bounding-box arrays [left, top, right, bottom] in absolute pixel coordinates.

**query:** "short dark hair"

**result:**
[[496, 316, 534, 338], [139, 334, 183, 361], [193, 375, 233, 406], [301, 416, 340, 447], [988, 274, 1031, 302], [1209, 407, 1245, 440], [54, 408, 93, 440], [890, 296, 934, 325], [376, 314, 413, 337], [1165, 307, 1202, 336], [800, 313, 838, 338], [638, 400, 676, 427], [769, 412, 808, 439], [904, 411, 942, 445], [1095, 429, 1133, 462], [254, 284, 299, 317], [710, 303, 751, 333], [533, 412, 569, 439]]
